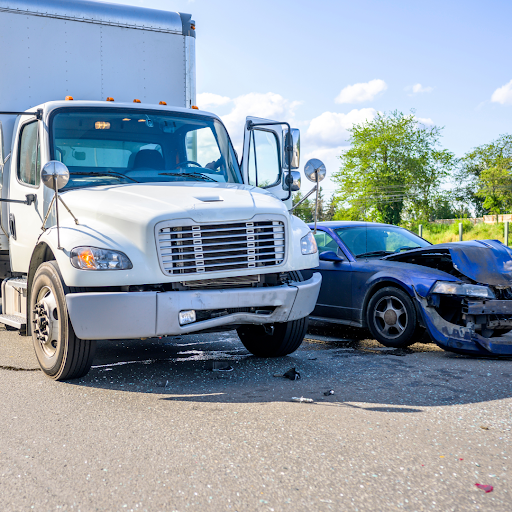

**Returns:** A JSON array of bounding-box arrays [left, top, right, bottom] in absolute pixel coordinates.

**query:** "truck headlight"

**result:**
[[431, 281, 495, 299], [301, 232, 317, 255], [70, 247, 133, 270]]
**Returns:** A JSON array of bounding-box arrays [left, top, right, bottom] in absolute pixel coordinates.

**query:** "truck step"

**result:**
[[0, 312, 26, 329]]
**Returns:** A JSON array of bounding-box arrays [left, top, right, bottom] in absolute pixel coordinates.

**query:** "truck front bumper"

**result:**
[[65, 273, 321, 340]]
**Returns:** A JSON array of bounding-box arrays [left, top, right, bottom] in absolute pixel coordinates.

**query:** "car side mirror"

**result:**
[[319, 250, 344, 262]]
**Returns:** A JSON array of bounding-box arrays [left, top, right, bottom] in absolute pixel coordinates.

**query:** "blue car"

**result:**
[[301, 221, 512, 356]]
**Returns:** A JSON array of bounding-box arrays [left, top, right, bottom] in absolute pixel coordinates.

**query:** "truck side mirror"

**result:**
[[283, 170, 301, 192], [283, 128, 300, 169], [41, 161, 70, 190]]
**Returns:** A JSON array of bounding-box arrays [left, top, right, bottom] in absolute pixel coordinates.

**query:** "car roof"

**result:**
[[307, 221, 400, 229]]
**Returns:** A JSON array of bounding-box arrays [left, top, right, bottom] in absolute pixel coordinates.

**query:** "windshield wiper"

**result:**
[[69, 171, 139, 183], [159, 172, 216, 182], [355, 250, 394, 258]]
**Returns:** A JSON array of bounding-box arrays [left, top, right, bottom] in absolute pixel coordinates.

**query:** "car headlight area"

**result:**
[[430, 281, 495, 299]]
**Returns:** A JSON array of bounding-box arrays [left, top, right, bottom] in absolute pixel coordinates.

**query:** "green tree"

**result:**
[[458, 134, 512, 218], [476, 165, 512, 223], [291, 191, 314, 222], [333, 110, 455, 225]]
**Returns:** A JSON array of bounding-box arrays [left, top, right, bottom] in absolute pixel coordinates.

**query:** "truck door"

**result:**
[[8, 117, 45, 273], [241, 116, 298, 204]]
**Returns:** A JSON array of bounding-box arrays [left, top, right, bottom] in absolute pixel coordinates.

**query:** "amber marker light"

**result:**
[[159, 101, 167, 105], [106, 97, 115, 101], [133, 99, 141, 103], [77, 248, 96, 269], [95, 121, 111, 129], [191, 105, 199, 109], [122, 118, 131, 121], [65, 96, 74, 101]]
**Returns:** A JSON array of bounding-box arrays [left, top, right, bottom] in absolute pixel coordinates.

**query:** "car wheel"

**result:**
[[30, 261, 96, 381], [366, 286, 421, 348]]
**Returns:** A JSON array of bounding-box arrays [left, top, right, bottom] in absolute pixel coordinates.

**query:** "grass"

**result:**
[[414, 221, 510, 245]]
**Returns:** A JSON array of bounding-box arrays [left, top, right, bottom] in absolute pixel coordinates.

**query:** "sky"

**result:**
[[109, 0, 512, 197]]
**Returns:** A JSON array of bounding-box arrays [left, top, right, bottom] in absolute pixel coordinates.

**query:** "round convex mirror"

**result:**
[[41, 161, 70, 190], [304, 158, 326, 183]]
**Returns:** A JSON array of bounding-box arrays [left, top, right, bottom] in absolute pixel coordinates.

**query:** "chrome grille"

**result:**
[[157, 220, 286, 275]]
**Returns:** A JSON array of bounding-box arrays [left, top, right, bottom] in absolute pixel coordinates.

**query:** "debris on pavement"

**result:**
[[480, 426, 490, 430], [273, 368, 301, 380], [291, 397, 314, 403], [324, 389, 335, 396], [211, 362, 234, 372], [475, 483, 493, 493]]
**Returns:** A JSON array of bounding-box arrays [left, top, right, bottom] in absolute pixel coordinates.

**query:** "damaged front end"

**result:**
[[388, 239, 512, 356]]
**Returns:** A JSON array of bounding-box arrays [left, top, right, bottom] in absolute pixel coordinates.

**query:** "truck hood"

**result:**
[[384, 240, 512, 287], [60, 182, 288, 226]]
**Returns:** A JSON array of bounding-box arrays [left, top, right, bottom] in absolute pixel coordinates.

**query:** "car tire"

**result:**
[[30, 261, 96, 381], [366, 286, 421, 348], [236, 271, 308, 357]]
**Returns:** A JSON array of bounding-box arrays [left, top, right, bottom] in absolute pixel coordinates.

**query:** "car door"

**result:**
[[241, 116, 294, 206], [8, 117, 45, 272], [301, 229, 354, 322]]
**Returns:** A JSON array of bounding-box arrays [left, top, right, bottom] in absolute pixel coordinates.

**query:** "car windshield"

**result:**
[[335, 225, 431, 258], [50, 108, 242, 190]]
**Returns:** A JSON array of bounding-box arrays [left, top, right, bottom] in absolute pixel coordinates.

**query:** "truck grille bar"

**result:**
[[156, 220, 286, 275]]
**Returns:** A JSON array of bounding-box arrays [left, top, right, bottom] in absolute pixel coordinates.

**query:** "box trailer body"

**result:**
[[0, 0, 321, 380]]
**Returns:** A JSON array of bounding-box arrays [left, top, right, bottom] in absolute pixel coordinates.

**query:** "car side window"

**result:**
[[18, 121, 40, 186], [313, 230, 340, 254]]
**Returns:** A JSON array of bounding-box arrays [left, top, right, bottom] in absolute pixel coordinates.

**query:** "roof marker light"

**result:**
[[159, 101, 167, 105], [106, 97, 114, 102], [191, 105, 199, 110], [65, 96, 73, 101], [133, 99, 141, 103]]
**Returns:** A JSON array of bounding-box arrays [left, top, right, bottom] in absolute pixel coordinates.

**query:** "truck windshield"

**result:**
[[50, 109, 242, 189]]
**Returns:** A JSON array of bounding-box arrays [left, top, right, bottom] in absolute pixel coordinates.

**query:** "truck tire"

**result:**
[[30, 261, 96, 381], [236, 271, 308, 357], [366, 286, 421, 348]]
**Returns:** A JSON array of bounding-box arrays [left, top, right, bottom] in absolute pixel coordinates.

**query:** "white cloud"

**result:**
[[197, 92, 231, 109], [221, 92, 301, 151], [306, 108, 377, 147], [411, 83, 433, 94], [491, 79, 512, 105], [416, 117, 434, 126], [335, 79, 387, 104]]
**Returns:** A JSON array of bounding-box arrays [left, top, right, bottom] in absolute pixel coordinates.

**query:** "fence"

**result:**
[[419, 221, 511, 245], [434, 214, 512, 225]]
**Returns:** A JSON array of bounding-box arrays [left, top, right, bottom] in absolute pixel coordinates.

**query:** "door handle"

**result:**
[[9, 214, 16, 240]]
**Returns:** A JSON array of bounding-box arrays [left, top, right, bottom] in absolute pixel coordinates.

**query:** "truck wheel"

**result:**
[[366, 286, 421, 348], [236, 271, 308, 357], [30, 261, 96, 381]]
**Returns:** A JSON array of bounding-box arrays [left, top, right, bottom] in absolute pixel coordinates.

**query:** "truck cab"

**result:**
[[0, 0, 321, 380]]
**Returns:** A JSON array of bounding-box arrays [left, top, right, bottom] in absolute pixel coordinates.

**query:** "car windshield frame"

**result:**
[[48, 107, 243, 190], [334, 225, 431, 259]]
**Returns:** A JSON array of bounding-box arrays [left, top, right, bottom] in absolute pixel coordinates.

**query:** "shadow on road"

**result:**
[[58, 325, 512, 410]]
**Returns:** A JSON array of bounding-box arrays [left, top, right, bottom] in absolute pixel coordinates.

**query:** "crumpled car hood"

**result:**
[[384, 240, 512, 287]]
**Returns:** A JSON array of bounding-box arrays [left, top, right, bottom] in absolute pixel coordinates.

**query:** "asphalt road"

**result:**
[[0, 324, 511, 512]]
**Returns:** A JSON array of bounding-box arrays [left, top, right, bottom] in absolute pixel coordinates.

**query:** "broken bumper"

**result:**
[[65, 273, 322, 340], [416, 295, 512, 356]]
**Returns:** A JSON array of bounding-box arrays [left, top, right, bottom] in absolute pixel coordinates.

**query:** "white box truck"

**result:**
[[0, 0, 322, 380]]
